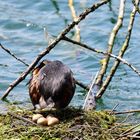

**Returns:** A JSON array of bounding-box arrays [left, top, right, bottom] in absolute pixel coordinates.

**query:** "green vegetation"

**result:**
[[0, 107, 131, 140]]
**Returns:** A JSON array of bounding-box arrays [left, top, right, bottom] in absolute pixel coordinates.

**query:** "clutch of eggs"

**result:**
[[32, 114, 59, 126]]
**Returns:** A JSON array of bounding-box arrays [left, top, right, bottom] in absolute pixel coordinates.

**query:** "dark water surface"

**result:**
[[0, 0, 140, 118]]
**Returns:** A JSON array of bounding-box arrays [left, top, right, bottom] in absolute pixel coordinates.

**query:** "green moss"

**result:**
[[0, 107, 130, 140]]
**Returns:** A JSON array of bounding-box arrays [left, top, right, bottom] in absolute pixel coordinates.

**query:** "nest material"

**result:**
[[0, 107, 131, 140]]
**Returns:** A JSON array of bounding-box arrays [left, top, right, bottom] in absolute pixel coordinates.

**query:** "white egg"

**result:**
[[32, 114, 43, 122], [37, 117, 48, 126], [46, 115, 59, 126]]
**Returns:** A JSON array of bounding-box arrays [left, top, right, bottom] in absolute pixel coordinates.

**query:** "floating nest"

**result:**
[[0, 107, 135, 140]]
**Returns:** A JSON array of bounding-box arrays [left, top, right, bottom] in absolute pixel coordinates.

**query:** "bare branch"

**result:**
[[109, 103, 119, 115], [0, 43, 29, 67], [75, 80, 89, 90], [96, 0, 126, 86], [96, 0, 140, 98], [83, 71, 99, 111], [1, 0, 109, 100], [63, 36, 140, 76], [114, 109, 140, 115], [132, 0, 140, 14], [8, 112, 38, 126], [0, 43, 89, 90], [119, 122, 140, 137]]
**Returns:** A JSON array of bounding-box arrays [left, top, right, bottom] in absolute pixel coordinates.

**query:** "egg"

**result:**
[[32, 114, 43, 122], [46, 115, 59, 126], [37, 117, 48, 126]]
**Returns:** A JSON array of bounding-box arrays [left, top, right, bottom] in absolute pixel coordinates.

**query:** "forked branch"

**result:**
[[96, 0, 140, 98], [95, 0, 126, 85], [1, 0, 109, 100], [63, 36, 140, 76]]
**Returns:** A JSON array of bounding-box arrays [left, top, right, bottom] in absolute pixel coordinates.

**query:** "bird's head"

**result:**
[[32, 59, 50, 76]]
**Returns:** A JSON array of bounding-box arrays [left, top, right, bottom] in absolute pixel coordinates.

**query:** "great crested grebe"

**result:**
[[29, 60, 76, 110]]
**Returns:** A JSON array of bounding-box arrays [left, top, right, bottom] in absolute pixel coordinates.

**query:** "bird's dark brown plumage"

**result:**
[[29, 60, 76, 109]]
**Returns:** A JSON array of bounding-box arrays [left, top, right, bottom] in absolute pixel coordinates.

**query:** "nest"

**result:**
[[0, 107, 133, 140]]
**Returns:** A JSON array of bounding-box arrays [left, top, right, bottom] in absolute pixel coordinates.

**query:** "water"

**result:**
[[0, 0, 140, 117]]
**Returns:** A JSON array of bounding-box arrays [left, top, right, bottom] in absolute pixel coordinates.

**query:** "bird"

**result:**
[[28, 60, 76, 110]]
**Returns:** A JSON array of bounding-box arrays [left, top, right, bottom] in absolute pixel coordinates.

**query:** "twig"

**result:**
[[107, 113, 131, 134], [0, 43, 89, 91], [127, 135, 140, 139], [123, 129, 140, 138], [119, 122, 140, 137], [96, 0, 140, 98], [133, 0, 140, 14], [8, 112, 38, 126], [0, 43, 29, 67], [1, 0, 109, 100], [63, 36, 140, 76], [114, 109, 140, 115], [109, 103, 119, 115], [95, 0, 126, 86], [83, 71, 99, 110], [75, 80, 89, 90]]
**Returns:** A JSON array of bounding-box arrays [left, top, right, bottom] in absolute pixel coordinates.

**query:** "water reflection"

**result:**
[[50, 0, 68, 25]]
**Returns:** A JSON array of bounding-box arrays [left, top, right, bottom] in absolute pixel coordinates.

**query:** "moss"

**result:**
[[0, 107, 130, 140]]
